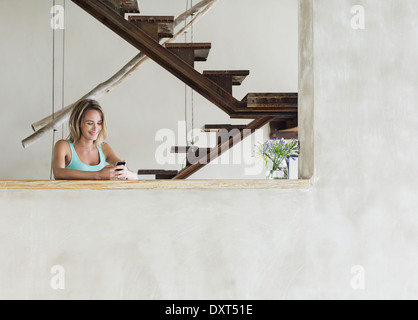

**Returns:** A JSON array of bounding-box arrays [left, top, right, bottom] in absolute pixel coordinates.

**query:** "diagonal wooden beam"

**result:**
[[175, 0, 216, 25], [173, 116, 274, 179], [71, 0, 239, 114]]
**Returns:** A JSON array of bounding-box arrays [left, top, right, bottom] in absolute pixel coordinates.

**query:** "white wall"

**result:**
[[0, 0, 298, 180], [1, 0, 418, 300]]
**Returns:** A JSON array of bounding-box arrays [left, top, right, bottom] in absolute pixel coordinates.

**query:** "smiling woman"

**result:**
[[52, 99, 138, 180]]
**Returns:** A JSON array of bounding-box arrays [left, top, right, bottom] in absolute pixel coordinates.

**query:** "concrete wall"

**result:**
[[1, 0, 418, 300]]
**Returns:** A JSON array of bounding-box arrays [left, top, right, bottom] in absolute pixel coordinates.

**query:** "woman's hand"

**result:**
[[125, 169, 139, 181], [114, 163, 139, 181], [97, 165, 121, 180]]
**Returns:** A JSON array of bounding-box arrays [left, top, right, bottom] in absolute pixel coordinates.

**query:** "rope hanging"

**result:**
[[50, 0, 66, 180], [61, 0, 66, 141], [184, 0, 196, 148], [190, 0, 195, 148], [50, 0, 56, 180]]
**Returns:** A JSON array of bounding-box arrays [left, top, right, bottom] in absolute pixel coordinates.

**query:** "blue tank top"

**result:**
[[66, 141, 106, 172]]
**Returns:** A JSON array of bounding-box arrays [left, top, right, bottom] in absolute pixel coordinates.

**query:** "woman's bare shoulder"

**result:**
[[100, 142, 111, 156], [55, 140, 70, 152], [101, 142, 114, 152], [101, 142, 108, 150], [100, 142, 120, 165]]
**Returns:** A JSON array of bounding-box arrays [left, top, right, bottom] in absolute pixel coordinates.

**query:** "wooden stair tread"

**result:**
[[203, 70, 250, 76], [231, 93, 298, 118], [120, 0, 140, 14], [138, 170, 179, 175], [165, 43, 211, 49], [203, 124, 249, 144], [230, 113, 298, 119], [137, 169, 179, 180], [244, 92, 298, 98], [203, 70, 250, 95], [242, 93, 298, 107], [165, 43, 212, 64], [202, 124, 248, 132], [203, 70, 250, 86], [280, 126, 298, 133], [271, 126, 299, 140], [171, 147, 213, 167], [102, 0, 140, 15], [128, 15, 174, 41], [171, 146, 212, 154], [128, 16, 174, 23]]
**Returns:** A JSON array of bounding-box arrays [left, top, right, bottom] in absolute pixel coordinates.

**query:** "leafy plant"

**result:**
[[256, 139, 299, 179]]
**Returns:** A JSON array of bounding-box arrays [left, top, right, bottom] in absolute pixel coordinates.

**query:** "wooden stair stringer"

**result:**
[[173, 116, 275, 179]]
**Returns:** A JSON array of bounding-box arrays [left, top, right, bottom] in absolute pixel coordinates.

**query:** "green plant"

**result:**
[[256, 139, 299, 179]]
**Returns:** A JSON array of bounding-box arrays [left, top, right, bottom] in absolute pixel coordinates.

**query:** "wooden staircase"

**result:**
[[70, 0, 298, 179]]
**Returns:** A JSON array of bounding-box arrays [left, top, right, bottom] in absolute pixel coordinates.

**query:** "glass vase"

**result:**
[[266, 160, 288, 180]]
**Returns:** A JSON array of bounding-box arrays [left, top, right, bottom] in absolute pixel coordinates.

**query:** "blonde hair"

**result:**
[[68, 99, 107, 146]]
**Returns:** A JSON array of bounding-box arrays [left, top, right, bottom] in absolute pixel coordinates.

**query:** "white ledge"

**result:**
[[0, 180, 311, 190]]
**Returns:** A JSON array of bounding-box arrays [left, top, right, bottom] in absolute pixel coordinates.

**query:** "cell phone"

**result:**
[[115, 161, 126, 171]]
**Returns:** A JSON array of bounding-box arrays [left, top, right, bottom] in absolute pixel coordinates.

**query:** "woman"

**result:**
[[53, 99, 138, 180]]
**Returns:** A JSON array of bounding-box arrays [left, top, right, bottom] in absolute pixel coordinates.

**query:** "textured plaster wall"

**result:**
[[308, 0, 418, 298], [0, 0, 418, 300]]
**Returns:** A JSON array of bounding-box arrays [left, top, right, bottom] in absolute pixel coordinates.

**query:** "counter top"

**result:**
[[0, 180, 311, 190]]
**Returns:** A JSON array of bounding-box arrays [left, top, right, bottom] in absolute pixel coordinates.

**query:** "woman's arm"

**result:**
[[101, 142, 121, 166], [52, 140, 119, 180]]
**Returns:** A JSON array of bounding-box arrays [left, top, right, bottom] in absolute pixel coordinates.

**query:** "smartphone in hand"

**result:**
[[115, 161, 126, 171]]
